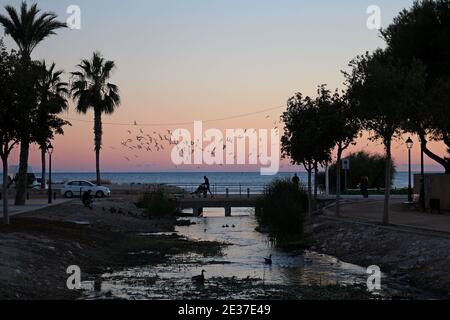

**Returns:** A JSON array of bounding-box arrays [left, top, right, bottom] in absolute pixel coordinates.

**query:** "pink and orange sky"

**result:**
[[1, 0, 447, 173]]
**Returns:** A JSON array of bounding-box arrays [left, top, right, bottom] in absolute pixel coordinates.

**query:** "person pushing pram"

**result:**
[[191, 176, 214, 198]]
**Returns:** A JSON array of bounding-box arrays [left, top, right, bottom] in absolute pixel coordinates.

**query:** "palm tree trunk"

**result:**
[[336, 146, 343, 217], [40, 145, 46, 189], [383, 139, 392, 226], [2, 155, 9, 225], [94, 109, 103, 186], [14, 136, 30, 205]]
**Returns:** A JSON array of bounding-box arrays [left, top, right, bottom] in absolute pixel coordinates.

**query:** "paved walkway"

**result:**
[[325, 197, 450, 234], [0, 199, 72, 218]]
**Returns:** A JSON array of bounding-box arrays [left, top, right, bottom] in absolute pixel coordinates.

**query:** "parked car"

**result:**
[[61, 180, 111, 198]]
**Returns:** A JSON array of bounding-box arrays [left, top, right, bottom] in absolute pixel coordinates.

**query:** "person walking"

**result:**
[[292, 173, 300, 189], [360, 176, 369, 198], [204, 176, 214, 198]]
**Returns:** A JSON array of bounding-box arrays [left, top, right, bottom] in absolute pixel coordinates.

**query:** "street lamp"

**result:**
[[47, 143, 54, 204], [406, 137, 414, 202]]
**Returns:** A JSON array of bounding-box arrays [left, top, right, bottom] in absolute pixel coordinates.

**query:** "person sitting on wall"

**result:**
[[82, 190, 94, 209]]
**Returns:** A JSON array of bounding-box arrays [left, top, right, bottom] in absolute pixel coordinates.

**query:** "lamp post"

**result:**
[[47, 143, 54, 204], [406, 137, 414, 202]]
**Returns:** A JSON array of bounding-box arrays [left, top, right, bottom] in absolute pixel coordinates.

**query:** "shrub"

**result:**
[[136, 188, 178, 217], [317, 151, 396, 192], [255, 179, 308, 242]]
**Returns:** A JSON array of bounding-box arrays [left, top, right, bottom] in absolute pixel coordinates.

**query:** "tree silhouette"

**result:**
[[0, 41, 20, 224], [0, 1, 66, 205], [345, 49, 426, 225], [71, 52, 121, 185], [34, 61, 70, 189], [382, 0, 450, 173], [281, 89, 335, 215]]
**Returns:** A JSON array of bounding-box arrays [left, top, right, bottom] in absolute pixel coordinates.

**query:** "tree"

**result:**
[[345, 49, 426, 225], [0, 1, 66, 205], [71, 52, 121, 185], [281, 89, 335, 215], [34, 61, 70, 189], [0, 40, 20, 225], [317, 87, 361, 216], [317, 151, 396, 192], [382, 0, 450, 173]]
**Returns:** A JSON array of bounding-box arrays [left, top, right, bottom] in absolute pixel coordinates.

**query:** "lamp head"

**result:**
[[47, 143, 54, 155], [406, 137, 413, 150]]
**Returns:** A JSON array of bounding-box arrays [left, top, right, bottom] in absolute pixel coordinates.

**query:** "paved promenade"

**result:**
[[325, 197, 450, 234], [0, 199, 72, 219]]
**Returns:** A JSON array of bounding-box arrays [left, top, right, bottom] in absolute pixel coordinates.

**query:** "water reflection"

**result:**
[[178, 208, 368, 288], [83, 208, 434, 299]]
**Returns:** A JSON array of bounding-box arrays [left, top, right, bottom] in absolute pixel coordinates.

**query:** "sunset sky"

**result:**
[[0, 0, 447, 173]]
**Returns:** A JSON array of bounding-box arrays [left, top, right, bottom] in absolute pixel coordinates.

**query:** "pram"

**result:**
[[191, 183, 208, 198]]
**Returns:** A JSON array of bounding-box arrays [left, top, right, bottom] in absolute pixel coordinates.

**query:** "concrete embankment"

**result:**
[[309, 204, 450, 296]]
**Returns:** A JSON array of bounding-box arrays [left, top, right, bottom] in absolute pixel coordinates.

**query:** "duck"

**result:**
[[192, 270, 206, 284], [264, 255, 273, 265]]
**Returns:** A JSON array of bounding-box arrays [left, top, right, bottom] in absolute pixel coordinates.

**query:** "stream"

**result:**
[[83, 208, 435, 300]]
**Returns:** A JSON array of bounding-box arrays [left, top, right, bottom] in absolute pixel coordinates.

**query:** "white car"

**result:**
[[61, 180, 111, 198]]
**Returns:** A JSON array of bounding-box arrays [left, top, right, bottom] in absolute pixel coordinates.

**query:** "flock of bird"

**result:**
[[117, 128, 175, 162], [110, 116, 282, 167]]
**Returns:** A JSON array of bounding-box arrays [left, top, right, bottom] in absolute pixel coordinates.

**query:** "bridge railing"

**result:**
[[164, 183, 268, 197]]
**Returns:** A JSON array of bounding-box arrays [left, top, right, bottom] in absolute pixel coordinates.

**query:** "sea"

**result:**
[[0, 171, 419, 192]]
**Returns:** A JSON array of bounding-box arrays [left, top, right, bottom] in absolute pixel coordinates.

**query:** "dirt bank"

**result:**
[[308, 214, 450, 296], [0, 197, 223, 300]]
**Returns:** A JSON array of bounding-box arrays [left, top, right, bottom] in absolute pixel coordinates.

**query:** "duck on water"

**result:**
[[192, 270, 206, 284]]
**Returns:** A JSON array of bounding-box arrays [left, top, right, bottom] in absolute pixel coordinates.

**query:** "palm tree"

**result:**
[[34, 61, 70, 189], [0, 1, 66, 205], [0, 2, 66, 61], [71, 52, 121, 185]]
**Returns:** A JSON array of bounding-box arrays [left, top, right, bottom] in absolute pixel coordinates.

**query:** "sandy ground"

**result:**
[[0, 196, 221, 300]]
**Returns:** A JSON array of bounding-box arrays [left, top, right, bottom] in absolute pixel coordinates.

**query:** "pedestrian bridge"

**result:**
[[175, 195, 261, 216]]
